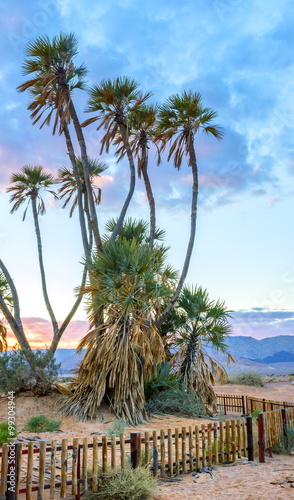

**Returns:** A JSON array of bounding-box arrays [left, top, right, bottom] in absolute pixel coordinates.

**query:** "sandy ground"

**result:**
[[1, 381, 294, 499]]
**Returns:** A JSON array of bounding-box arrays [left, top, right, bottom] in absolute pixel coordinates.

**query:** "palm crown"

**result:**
[[17, 33, 87, 134], [114, 104, 161, 177], [57, 157, 107, 217], [82, 76, 152, 153], [7, 166, 57, 220], [157, 90, 224, 169]]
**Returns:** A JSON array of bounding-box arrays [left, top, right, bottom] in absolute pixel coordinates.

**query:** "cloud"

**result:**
[[231, 309, 294, 339]]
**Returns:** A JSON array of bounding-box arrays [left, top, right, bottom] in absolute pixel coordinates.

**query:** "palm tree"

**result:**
[[6, 166, 87, 354], [82, 77, 151, 241], [60, 230, 177, 424], [57, 158, 107, 236], [166, 285, 234, 410], [114, 105, 160, 248], [155, 91, 224, 329], [17, 33, 103, 253], [7, 166, 59, 334]]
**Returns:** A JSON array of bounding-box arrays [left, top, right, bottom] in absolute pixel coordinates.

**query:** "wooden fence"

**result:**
[[0, 417, 250, 500], [257, 407, 294, 462], [216, 394, 294, 415]]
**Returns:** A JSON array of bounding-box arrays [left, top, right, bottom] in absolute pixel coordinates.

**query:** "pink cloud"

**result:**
[[4, 317, 89, 349]]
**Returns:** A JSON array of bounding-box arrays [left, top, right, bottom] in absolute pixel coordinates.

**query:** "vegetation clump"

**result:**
[[0, 349, 60, 395], [228, 371, 264, 387], [0, 421, 18, 446], [23, 414, 62, 432], [84, 465, 158, 500], [106, 419, 126, 437], [272, 424, 294, 454]]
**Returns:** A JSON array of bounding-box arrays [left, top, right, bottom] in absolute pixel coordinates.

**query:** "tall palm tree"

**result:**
[[57, 157, 107, 222], [114, 105, 160, 248], [6, 166, 87, 354], [7, 166, 59, 336], [82, 77, 151, 241], [60, 231, 177, 424], [17, 33, 103, 253], [155, 91, 224, 328], [167, 285, 234, 410]]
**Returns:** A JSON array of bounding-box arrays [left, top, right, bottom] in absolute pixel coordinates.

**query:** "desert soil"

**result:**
[[0, 381, 293, 499]]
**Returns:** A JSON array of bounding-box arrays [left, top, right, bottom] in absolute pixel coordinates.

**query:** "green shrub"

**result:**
[[0, 421, 18, 445], [228, 371, 264, 387], [144, 363, 180, 400], [0, 348, 60, 395], [84, 465, 158, 500], [23, 414, 62, 433], [145, 387, 205, 417], [106, 419, 126, 437], [272, 424, 294, 454], [252, 410, 262, 421]]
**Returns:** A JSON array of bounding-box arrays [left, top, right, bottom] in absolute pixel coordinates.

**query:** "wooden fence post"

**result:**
[[242, 396, 246, 415], [223, 396, 227, 416], [258, 413, 265, 463], [76, 443, 81, 500], [130, 433, 139, 469], [281, 409, 287, 436], [152, 431, 158, 477], [246, 416, 254, 461]]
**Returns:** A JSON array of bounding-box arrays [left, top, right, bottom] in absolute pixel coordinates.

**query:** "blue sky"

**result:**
[[0, 0, 294, 347]]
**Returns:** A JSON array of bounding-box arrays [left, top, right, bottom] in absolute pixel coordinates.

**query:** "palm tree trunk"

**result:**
[[0, 293, 31, 351], [110, 124, 136, 241], [31, 196, 59, 337], [179, 329, 199, 386], [61, 115, 91, 261], [156, 137, 198, 329], [69, 101, 103, 252], [141, 151, 156, 249], [48, 263, 88, 354], [0, 258, 24, 336]]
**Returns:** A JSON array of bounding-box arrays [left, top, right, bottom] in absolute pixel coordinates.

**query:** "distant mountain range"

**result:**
[[54, 335, 294, 377]]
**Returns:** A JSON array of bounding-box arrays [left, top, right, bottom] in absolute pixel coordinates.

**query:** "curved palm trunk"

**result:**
[[141, 150, 156, 249], [156, 137, 198, 329], [0, 258, 25, 337], [61, 115, 91, 261], [31, 195, 59, 337], [110, 124, 136, 241], [69, 101, 103, 252]]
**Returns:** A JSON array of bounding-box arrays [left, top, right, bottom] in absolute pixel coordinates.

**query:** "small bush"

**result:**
[[23, 414, 62, 433], [0, 348, 60, 395], [84, 465, 158, 500], [144, 363, 180, 400], [106, 419, 126, 437], [145, 387, 205, 417], [272, 424, 294, 454], [252, 410, 262, 421], [228, 371, 264, 387], [0, 421, 18, 445]]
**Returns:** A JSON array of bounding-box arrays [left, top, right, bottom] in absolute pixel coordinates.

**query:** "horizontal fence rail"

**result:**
[[0, 417, 249, 500], [216, 394, 294, 415]]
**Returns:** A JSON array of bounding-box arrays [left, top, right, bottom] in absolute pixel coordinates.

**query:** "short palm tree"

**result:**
[[17, 33, 102, 253], [167, 285, 234, 410], [82, 76, 151, 241], [114, 104, 160, 248], [61, 235, 177, 424], [155, 91, 224, 328]]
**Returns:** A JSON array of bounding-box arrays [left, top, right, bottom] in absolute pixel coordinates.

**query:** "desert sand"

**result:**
[[1, 381, 293, 499]]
